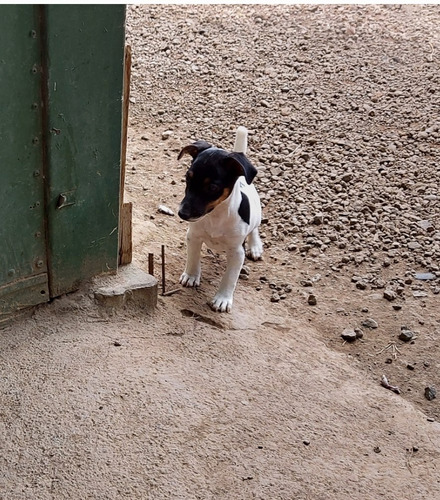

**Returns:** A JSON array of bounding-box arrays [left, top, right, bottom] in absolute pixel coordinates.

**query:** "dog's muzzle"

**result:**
[[178, 204, 202, 222]]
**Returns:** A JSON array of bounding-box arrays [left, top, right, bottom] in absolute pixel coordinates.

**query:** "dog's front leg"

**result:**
[[180, 229, 203, 287], [210, 246, 245, 313]]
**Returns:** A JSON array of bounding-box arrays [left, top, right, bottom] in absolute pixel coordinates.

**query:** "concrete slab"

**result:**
[[93, 263, 158, 311]]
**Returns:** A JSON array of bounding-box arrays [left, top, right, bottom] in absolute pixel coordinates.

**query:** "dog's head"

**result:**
[[177, 140, 257, 222]]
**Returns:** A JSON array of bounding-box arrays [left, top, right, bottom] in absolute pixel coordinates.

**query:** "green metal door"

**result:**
[[0, 6, 49, 320], [0, 5, 125, 321], [44, 5, 125, 297]]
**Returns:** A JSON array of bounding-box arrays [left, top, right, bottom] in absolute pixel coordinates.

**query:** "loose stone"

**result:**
[[399, 327, 414, 342], [341, 328, 357, 342], [362, 318, 378, 329], [424, 386, 437, 401], [308, 294, 317, 306]]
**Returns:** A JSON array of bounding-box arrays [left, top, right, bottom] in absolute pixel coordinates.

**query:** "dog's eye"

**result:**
[[208, 184, 221, 194]]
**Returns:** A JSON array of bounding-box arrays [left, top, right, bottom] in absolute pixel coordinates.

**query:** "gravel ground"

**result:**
[[126, 3, 439, 283]]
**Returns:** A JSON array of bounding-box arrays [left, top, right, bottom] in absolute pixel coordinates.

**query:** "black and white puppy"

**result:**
[[177, 127, 263, 313]]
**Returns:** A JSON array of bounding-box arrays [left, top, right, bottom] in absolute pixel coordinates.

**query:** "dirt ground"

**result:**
[[2, 4, 440, 500]]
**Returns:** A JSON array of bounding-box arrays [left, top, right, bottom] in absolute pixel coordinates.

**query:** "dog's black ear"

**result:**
[[177, 140, 213, 160], [224, 152, 258, 185]]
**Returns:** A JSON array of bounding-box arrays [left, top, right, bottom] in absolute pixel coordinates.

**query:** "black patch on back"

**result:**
[[238, 192, 250, 224]]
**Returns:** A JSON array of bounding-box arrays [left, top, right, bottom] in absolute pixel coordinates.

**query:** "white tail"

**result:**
[[233, 126, 248, 153]]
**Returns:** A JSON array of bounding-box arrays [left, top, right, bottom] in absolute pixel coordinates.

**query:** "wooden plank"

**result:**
[[119, 44, 133, 266], [119, 202, 133, 265]]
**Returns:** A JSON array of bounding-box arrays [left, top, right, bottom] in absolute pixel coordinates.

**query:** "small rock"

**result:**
[[383, 289, 397, 301], [355, 328, 364, 339], [307, 294, 317, 306], [161, 130, 173, 140], [312, 214, 324, 225], [415, 272, 436, 281], [271, 292, 280, 303], [158, 205, 175, 216], [341, 173, 353, 183], [341, 328, 357, 342], [417, 220, 434, 232], [356, 281, 367, 290], [240, 266, 250, 276], [362, 318, 378, 329], [413, 290, 428, 298], [399, 327, 414, 342], [424, 386, 437, 401], [408, 242, 422, 250], [407, 364, 415, 371]]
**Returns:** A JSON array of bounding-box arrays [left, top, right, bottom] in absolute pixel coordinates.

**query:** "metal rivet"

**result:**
[[35, 231, 41, 238], [33, 170, 40, 177], [30, 30, 37, 39], [36, 260, 44, 268], [31, 64, 38, 74], [32, 137, 39, 145], [8, 269, 15, 277], [31, 102, 38, 110]]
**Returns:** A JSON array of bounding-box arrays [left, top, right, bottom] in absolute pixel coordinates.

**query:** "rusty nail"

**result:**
[[148, 253, 154, 276], [161, 245, 166, 295]]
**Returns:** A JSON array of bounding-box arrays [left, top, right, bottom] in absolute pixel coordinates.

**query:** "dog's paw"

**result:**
[[209, 294, 233, 313], [246, 244, 263, 261], [180, 273, 200, 287]]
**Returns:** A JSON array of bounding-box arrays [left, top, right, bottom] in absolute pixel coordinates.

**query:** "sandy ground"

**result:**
[[2, 4, 440, 500]]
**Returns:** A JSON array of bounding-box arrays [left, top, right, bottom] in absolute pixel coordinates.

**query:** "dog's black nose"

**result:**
[[178, 206, 191, 221]]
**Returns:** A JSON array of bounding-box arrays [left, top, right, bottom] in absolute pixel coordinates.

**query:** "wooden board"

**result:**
[[119, 202, 133, 265], [119, 44, 133, 266]]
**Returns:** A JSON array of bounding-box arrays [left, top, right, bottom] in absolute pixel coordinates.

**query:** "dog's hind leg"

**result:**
[[246, 228, 263, 261]]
